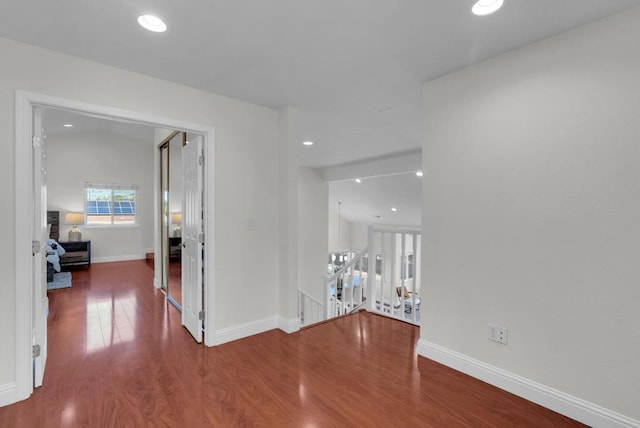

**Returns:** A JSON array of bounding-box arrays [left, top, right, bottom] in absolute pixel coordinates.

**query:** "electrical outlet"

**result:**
[[488, 324, 508, 345]]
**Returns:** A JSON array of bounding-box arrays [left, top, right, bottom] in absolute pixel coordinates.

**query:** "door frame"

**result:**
[[14, 90, 216, 402]]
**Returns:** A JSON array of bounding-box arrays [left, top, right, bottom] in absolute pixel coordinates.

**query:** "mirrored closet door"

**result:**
[[159, 131, 184, 310]]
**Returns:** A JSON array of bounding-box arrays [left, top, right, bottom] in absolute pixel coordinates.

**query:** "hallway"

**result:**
[[0, 261, 583, 427]]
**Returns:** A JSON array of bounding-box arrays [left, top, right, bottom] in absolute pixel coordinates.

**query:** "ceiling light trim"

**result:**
[[137, 15, 167, 33], [472, 0, 504, 16]]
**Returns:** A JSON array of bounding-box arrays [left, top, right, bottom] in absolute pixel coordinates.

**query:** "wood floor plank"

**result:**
[[0, 261, 585, 427]]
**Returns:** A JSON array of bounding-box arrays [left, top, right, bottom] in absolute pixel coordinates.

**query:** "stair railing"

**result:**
[[298, 289, 325, 327], [325, 248, 368, 320], [365, 225, 422, 326]]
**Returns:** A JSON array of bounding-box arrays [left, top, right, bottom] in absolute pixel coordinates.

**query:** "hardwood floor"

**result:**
[[0, 261, 584, 427]]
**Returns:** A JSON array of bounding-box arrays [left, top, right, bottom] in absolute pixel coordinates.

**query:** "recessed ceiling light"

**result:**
[[355, 178, 362, 183], [472, 0, 504, 16], [137, 15, 167, 33], [303, 141, 314, 146], [391, 207, 397, 212], [416, 171, 423, 177], [63, 123, 74, 128]]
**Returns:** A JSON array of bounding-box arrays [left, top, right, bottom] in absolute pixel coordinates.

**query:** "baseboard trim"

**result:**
[[416, 340, 639, 428], [0, 382, 17, 407], [92, 254, 146, 264], [277, 316, 300, 334], [214, 316, 278, 346]]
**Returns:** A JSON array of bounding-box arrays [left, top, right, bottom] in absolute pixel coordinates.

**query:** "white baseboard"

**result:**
[[416, 340, 640, 428], [0, 382, 17, 407], [92, 254, 146, 264], [278, 316, 300, 334], [214, 316, 278, 345]]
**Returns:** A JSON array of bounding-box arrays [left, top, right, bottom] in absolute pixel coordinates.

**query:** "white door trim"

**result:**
[[14, 90, 217, 403]]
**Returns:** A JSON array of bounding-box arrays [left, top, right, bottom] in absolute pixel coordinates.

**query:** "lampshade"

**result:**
[[171, 212, 182, 225], [64, 212, 84, 225]]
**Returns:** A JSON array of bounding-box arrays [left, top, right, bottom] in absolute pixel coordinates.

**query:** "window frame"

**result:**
[[84, 183, 138, 227]]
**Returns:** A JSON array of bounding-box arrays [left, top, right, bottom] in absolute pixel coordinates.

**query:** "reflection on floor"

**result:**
[[168, 259, 182, 307], [144, 256, 182, 308], [0, 260, 584, 427]]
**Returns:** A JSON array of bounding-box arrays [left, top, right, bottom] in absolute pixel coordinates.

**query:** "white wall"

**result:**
[[47, 132, 154, 261], [420, 7, 640, 422], [327, 213, 368, 253], [349, 222, 368, 251], [0, 37, 280, 388], [298, 167, 328, 303], [328, 208, 351, 251]]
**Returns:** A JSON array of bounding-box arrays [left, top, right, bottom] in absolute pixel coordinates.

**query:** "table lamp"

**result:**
[[65, 212, 84, 242], [171, 212, 182, 237]]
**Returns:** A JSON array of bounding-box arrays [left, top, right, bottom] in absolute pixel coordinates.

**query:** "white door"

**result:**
[[182, 133, 204, 342], [32, 107, 48, 387]]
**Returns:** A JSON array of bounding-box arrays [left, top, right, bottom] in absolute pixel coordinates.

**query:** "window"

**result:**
[[85, 183, 138, 226]]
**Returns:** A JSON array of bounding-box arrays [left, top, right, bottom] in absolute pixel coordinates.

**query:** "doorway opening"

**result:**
[[14, 90, 215, 403]]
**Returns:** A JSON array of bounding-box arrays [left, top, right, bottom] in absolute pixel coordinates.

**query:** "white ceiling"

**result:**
[[3, 0, 637, 226], [44, 109, 155, 143], [330, 173, 422, 227]]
